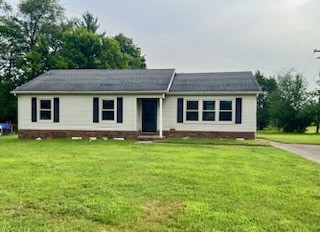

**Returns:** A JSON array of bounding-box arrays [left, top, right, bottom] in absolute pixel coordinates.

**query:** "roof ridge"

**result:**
[[48, 68, 176, 71], [176, 71, 253, 75]]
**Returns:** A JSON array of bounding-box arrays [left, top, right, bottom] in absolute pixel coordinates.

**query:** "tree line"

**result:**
[[256, 70, 320, 133], [0, 0, 146, 123]]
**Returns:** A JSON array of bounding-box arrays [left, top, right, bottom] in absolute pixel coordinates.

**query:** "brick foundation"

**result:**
[[18, 130, 139, 140], [163, 130, 255, 140], [18, 129, 256, 140]]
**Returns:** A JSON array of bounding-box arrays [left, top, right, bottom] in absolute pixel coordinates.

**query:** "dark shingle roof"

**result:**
[[12, 69, 261, 94], [13, 69, 175, 93], [170, 71, 261, 92]]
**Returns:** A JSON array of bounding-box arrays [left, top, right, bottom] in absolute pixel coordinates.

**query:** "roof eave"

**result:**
[[167, 91, 262, 95], [10, 90, 167, 95]]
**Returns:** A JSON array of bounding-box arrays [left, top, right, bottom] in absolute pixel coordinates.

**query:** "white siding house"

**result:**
[[12, 69, 261, 139]]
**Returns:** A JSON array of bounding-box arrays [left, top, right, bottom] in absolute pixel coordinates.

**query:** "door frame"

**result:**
[[141, 99, 157, 133]]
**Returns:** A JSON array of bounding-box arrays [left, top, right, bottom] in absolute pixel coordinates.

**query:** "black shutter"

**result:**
[[117, 97, 123, 123], [31, 97, 37, 122], [177, 98, 183, 123], [235, 98, 242, 124], [54, 98, 60, 122], [93, 97, 99, 123]]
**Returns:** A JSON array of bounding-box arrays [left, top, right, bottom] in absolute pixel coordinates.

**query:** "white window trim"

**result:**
[[202, 100, 216, 122], [185, 99, 200, 122], [100, 97, 116, 123], [183, 98, 235, 124], [38, 97, 53, 122], [218, 99, 234, 123]]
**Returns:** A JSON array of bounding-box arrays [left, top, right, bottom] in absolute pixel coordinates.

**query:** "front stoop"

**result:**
[[137, 135, 165, 141]]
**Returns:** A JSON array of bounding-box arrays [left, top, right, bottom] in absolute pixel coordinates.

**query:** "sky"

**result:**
[[9, 0, 320, 87]]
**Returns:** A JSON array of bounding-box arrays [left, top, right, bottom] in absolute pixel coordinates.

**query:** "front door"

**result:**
[[142, 99, 157, 132]]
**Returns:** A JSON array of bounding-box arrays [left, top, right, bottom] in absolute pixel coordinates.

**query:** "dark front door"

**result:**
[[142, 99, 157, 132]]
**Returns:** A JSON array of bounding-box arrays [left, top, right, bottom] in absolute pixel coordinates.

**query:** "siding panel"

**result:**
[[163, 95, 256, 132], [18, 95, 154, 131]]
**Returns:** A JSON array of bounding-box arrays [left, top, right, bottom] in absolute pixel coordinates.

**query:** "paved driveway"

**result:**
[[267, 141, 320, 164]]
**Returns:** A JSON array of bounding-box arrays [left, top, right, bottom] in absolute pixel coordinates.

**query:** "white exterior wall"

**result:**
[[18, 94, 162, 131], [18, 94, 257, 133], [162, 95, 257, 132]]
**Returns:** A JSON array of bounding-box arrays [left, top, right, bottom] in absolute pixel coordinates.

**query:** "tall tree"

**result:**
[[269, 71, 313, 132], [77, 11, 99, 33], [18, 0, 64, 47], [17, 0, 65, 82], [255, 70, 277, 130], [57, 28, 127, 69], [0, 0, 65, 122], [114, 33, 146, 69]]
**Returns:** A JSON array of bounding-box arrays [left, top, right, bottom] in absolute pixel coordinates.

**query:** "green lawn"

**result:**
[[157, 137, 269, 146], [0, 136, 319, 231], [257, 131, 320, 144]]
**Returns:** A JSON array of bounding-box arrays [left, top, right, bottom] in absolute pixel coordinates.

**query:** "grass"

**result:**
[[257, 131, 320, 144], [0, 135, 319, 231], [306, 126, 317, 134], [156, 137, 269, 146]]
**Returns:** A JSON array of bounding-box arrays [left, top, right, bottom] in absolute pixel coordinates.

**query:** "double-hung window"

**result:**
[[219, 101, 232, 121], [184, 99, 233, 123], [186, 100, 199, 121], [39, 99, 52, 120], [102, 99, 115, 121], [202, 101, 215, 121]]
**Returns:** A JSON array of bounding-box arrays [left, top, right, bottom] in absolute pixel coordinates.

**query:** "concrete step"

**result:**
[[137, 135, 165, 141]]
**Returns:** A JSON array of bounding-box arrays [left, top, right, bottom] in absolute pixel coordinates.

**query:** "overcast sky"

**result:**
[[10, 0, 320, 86]]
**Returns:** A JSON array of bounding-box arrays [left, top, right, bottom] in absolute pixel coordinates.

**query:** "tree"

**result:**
[[255, 70, 277, 130], [0, 1, 147, 123], [0, 82, 16, 122], [114, 33, 146, 69], [0, 0, 65, 122], [269, 71, 313, 132], [0, 0, 11, 13], [77, 11, 99, 33], [18, 0, 64, 47], [311, 79, 320, 133], [57, 28, 127, 69]]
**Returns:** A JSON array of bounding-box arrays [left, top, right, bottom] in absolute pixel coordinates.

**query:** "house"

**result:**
[[11, 69, 261, 139]]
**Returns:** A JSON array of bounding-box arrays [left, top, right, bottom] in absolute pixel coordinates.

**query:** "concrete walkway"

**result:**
[[266, 140, 320, 164]]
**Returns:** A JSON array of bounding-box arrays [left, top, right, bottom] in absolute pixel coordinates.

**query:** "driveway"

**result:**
[[266, 141, 320, 164]]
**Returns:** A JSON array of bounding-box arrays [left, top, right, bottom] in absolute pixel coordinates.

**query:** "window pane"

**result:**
[[219, 112, 232, 121], [40, 100, 51, 109], [220, 101, 232, 110], [103, 100, 114, 109], [186, 112, 198, 121], [40, 111, 51, 120], [102, 111, 114, 120], [187, 101, 198, 110], [203, 112, 215, 121], [203, 101, 215, 110]]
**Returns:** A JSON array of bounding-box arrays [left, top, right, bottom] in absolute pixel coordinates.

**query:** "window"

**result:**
[[219, 101, 232, 121], [202, 101, 215, 121], [102, 99, 115, 121], [39, 99, 52, 120], [184, 99, 234, 123], [186, 101, 198, 121]]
